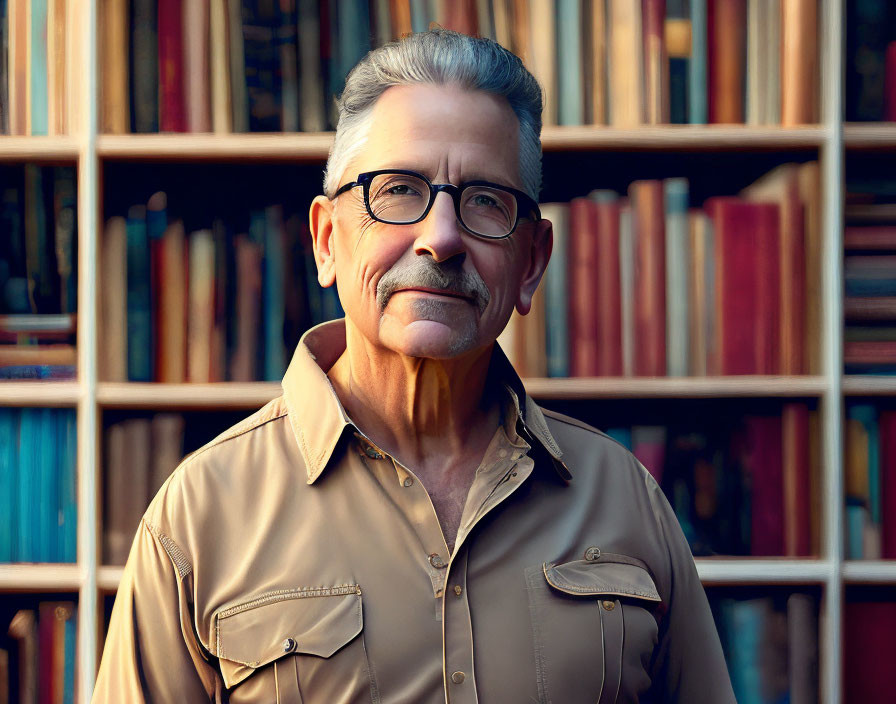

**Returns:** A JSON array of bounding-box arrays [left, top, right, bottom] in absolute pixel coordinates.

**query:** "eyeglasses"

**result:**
[[333, 169, 541, 240]]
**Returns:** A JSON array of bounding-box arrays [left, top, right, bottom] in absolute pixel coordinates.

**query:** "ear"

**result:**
[[309, 195, 337, 288], [515, 218, 553, 315]]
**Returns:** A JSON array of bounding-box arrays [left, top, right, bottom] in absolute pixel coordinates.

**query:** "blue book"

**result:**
[[59, 410, 77, 562], [718, 598, 766, 704], [30, 0, 48, 135], [338, 0, 370, 91], [63, 605, 77, 704], [541, 204, 569, 377], [38, 408, 59, 561], [849, 404, 881, 525], [664, 179, 690, 377], [0, 408, 17, 561], [126, 205, 152, 381], [844, 277, 896, 296], [263, 206, 286, 380], [845, 500, 866, 559], [688, 0, 708, 124], [556, 0, 583, 125], [605, 427, 632, 450], [17, 409, 38, 560]]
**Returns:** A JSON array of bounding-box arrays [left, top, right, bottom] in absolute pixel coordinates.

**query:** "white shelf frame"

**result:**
[[3, 0, 885, 701]]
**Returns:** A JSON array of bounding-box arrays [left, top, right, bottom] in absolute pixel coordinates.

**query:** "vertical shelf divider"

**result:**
[[820, 0, 845, 701], [77, 0, 100, 698]]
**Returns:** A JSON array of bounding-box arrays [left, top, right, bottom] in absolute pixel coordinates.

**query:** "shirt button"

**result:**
[[451, 671, 465, 684], [584, 546, 601, 561], [601, 600, 616, 611], [453, 585, 463, 596], [498, 449, 508, 458], [429, 553, 446, 568], [403, 476, 414, 487], [282, 638, 297, 652]]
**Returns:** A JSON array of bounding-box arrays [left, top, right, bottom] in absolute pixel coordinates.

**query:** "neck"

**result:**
[[327, 322, 499, 469]]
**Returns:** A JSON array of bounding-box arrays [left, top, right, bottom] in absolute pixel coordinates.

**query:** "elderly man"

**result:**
[[94, 29, 735, 703]]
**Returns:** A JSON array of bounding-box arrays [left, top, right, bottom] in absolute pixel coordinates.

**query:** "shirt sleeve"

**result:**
[[645, 477, 737, 703], [92, 519, 218, 703]]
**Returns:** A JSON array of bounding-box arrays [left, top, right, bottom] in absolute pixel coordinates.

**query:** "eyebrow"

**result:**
[[379, 165, 520, 189]]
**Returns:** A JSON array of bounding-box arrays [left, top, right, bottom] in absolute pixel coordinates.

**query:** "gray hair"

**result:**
[[322, 29, 543, 200]]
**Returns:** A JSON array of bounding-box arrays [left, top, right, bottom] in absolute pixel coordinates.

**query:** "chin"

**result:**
[[383, 319, 480, 359]]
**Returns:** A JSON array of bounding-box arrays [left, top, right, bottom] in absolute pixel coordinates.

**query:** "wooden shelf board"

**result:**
[[843, 122, 896, 148], [524, 375, 828, 399], [540, 124, 827, 150], [695, 558, 833, 584], [97, 566, 124, 592], [842, 375, 896, 395], [0, 136, 80, 161], [96, 132, 335, 161], [0, 563, 81, 591], [94, 126, 827, 162], [0, 381, 81, 406], [842, 560, 896, 583], [97, 381, 282, 409]]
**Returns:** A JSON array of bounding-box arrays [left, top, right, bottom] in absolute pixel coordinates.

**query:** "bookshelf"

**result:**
[[7, 0, 893, 701]]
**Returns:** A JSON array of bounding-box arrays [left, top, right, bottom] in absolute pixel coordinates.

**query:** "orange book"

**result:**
[[595, 198, 623, 375], [47, 0, 67, 134], [439, 0, 477, 35], [568, 198, 601, 376], [586, 0, 608, 125], [608, 0, 644, 126], [629, 180, 666, 376], [158, 219, 187, 383], [642, 0, 669, 124], [708, 0, 745, 123], [389, 0, 412, 38], [781, 0, 817, 125], [183, 0, 212, 132], [100, 0, 130, 134], [782, 402, 811, 556]]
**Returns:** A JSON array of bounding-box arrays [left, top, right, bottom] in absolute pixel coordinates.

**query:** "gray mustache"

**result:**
[[376, 258, 491, 314]]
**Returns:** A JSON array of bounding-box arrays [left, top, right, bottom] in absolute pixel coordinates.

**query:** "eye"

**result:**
[[384, 183, 421, 197], [472, 193, 500, 208]]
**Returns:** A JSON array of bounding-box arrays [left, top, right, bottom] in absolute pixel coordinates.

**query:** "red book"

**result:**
[[629, 180, 666, 376], [641, 0, 668, 124], [753, 202, 782, 374], [782, 402, 811, 556], [595, 199, 623, 375], [886, 42, 896, 122], [705, 197, 759, 374], [38, 603, 56, 704], [745, 415, 785, 555], [708, 0, 746, 123], [158, 0, 186, 132], [568, 198, 601, 376], [880, 410, 896, 558], [844, 601, 896, 703], [844, 225, 896, 250]]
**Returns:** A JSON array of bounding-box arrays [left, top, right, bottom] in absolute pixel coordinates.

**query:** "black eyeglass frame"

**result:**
[[332, 168, 542, 240]]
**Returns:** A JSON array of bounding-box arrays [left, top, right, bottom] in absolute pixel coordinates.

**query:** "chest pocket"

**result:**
[[213, 585, 377, 704], [525, 554, 661, 704]]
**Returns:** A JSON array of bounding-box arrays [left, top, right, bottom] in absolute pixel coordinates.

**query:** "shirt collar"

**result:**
[[281, 319, 570, 484]]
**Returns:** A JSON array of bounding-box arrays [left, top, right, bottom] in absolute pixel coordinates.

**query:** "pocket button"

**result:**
[[282, 637, 297, 653], [451, 671, 466, 684], [601, 600, 616, 611], [584, 546, 601, 561]]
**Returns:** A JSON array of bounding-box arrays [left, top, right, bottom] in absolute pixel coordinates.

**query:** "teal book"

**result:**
[[29, 0, 48, 135], [338, 0, 370, 93], [688, 0, 708, 124], [667, 0, 690, 123], [850, 404, 881, 524], [664, 178, 690, 377], [606, 427, 632, 450], [845, 500, 866, 559], [126, 205, 152, 381], [146, 193, 167, 372], [17, 409, 38, 560], [556, 0, 583, 125], [541, 204, 570, 377], [409, 0, 432, 33], [59, 410, 77, 562], [37, 408, 59, 561], [63, 605, 77, 704], [263, 206, 286, 380], [0, 408, 16, 561], [718, 598, 766, 704]]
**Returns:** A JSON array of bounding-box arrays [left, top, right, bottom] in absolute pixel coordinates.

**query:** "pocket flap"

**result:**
[[543, 556, 661, 602], [213, 584, 363, 688]]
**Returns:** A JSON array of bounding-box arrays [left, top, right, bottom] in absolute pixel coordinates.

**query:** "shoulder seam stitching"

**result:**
[[143, 519, 193, 579]]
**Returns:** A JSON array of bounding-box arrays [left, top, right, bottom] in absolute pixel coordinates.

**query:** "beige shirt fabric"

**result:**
[[93, 320, 735, 703]]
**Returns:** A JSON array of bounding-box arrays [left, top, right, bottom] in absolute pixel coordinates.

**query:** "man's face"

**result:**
[[310, 83, 551, 360]]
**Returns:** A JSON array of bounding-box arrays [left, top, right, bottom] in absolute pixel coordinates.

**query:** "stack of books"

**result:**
[[1, 601, 78, 704], [0, 408, 77, 564], [846, 0, 896, 122], [608, 401, 817, 557], [0, 166, 78, 380], [502, 161, 820, 379], [101, 192, 342, 383], [98, 0, 819, 134]]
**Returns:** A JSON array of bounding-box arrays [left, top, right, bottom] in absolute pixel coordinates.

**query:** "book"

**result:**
[[664, 178, 689, 377], [630, 179, 666, 376], [158, 0, 186, 132], [781, 0, 817, 124], [607, 0, 644, 126], [126, 205, 152, 381], [556, 0, 583, 125], [642, 0, 668, 125], [101, 0, 130, 134], [844, 600, 896, 702], [209, 0, 231, 133], [707, 0, 745, 124], [101, 216, 128, 381], [184, 0, 212, 133], [187, 229, 215, 383], [131, 0, 159, 132], [540, 203, 569, 378]]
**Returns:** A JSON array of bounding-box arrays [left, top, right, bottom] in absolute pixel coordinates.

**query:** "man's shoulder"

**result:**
[[540, 407, 637, 456]]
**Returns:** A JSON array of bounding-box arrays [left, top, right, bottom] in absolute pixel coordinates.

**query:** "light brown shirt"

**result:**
[[92, 320, 735, 703]]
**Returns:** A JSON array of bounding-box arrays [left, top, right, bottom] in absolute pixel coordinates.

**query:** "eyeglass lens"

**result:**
[[367, 172, 518, 237]]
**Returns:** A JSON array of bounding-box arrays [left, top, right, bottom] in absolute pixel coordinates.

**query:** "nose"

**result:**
[[413, 191, 466, 263]]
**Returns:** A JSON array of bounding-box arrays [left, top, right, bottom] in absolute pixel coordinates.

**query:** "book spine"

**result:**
[[29, 0, 48, 135], [183, 0, 211, 132], [664, 178, 689, 377], [126, 206, 152, 381], [541, 203, 570, 377], [263, 206, 286, 380], [688, 0, 707, 123], [157, 0, 186, 132], [131, 0, 159, 132], [0, 408, 16, 561], [556, 0, 583, 125]]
